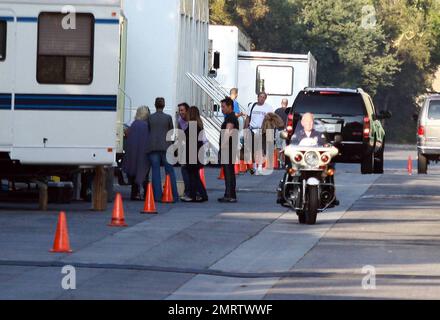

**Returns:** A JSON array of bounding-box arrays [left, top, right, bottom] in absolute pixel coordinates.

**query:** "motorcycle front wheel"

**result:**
[[305, 185, 319, 225], [296, 210, 306, 224]]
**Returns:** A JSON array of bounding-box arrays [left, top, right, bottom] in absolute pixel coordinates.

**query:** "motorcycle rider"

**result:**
[[291, 113, 327, 146], [277, 112, 339, 207]]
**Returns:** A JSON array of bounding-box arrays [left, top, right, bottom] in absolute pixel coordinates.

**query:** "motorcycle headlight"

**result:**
[[305, 151, 319, 167]]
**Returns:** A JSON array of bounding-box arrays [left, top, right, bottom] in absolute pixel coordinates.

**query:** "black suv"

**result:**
[[287, 87, 391, 174]]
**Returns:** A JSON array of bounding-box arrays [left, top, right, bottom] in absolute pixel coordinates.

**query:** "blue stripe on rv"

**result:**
[[16, 17, 38, 23], [14, 94, 117, 111], [95, 19, 119, 24], [0, 94, 12, 110], [0, 16, 14, 22]]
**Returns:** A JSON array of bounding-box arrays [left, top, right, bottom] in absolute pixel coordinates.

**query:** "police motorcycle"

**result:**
[[277, 120, 339, 225]]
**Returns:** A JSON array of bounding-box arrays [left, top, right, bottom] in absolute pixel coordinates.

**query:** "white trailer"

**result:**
[[208, 25, 317, 111], [0, 0, 122, 169], [237, 51, 317, 110], [122, 0, 210, 122], [208, 25, 251, 93]]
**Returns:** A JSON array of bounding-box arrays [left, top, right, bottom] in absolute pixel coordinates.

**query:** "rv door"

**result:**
[[0, 11, 15, 152]]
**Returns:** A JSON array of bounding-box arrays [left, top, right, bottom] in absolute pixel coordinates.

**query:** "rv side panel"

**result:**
[[208, 25, 240, 92], [0, 8, 15, 152], [237, 52, 312, 109], [123, 0, 209, 121]]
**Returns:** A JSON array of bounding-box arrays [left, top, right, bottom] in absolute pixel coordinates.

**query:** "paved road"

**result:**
[[1, 145, 439, 300]]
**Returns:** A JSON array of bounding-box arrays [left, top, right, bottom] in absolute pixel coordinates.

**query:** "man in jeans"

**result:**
[[147, 98, 179, 202], [218, 98, 239, 203], [274, 99, 289, 168]]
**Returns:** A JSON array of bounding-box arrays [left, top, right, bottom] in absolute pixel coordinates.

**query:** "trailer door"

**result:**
[[0, 11, 15, 151]]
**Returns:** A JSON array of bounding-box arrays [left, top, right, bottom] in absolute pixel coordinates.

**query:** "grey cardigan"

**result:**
[[147, 110, 174, 153]]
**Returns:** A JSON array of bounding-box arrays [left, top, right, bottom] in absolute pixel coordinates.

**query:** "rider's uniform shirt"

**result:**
[[291, 129, 326, 146]]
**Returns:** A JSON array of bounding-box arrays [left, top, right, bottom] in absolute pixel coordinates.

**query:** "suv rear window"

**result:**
[[293, 92, 365, 116], [428, 100, 440, 120]]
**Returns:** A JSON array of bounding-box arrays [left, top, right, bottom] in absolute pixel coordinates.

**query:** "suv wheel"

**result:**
[[373, 141, 385, 174], [418, 152, 428, 174], [361, 151, 374, 174]]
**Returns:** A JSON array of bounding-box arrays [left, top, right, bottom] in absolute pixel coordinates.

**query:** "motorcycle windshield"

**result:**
[[290, 118, 328, 147]]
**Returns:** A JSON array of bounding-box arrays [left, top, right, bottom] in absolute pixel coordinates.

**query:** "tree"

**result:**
[[373, 0, 440, 142], [209, 0, 440, 143]]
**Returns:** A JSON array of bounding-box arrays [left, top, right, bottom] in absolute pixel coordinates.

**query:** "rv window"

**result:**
[[256, 65, 293, 96], [37, 12, 94, 84], [0, 21, 6, 61]]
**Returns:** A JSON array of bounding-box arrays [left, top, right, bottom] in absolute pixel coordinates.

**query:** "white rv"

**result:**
[[237, 51, 317, 110], [208, 25, 251, 93], [0, 0, 122, 173]]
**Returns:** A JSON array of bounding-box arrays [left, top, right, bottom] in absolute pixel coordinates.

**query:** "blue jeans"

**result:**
[[148, 151, 179, 202]]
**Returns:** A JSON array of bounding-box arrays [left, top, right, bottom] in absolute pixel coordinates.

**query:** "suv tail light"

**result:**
[[418, 125, 425, 137], [363, 116, 370, 139], [319, 91, 340, 95], [287, 114, 294, 134]]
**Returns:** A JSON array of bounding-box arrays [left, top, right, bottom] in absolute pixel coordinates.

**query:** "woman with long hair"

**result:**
[[181, 106, 208, 202]]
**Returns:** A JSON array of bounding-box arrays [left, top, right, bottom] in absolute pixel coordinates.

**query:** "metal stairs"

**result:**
[[186, 73, 248, 159]]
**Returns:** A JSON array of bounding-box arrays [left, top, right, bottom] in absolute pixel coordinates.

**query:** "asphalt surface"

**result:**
[[1, 145, 440, 300]]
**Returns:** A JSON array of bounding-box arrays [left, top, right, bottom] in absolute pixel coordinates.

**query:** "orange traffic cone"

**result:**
[[218, 167, 225, 180], [408, 156, 413, 176], [199, 168, 207, 189], [109, 193, 128, 227], [240, 160, 247, 173], [235, 163, 240, 175], [141, 183, 157, 214], [50, 212, 73, 253], [161, 175, 174, 203]]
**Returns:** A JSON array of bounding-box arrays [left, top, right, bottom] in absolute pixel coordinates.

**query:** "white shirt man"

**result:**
[[248, 92, 274, 132], [245, 92, 274, 175]]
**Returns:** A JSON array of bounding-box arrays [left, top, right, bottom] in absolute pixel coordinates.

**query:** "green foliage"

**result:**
[[209, 0, 440, 143]]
